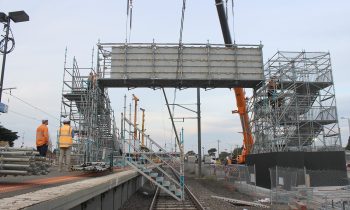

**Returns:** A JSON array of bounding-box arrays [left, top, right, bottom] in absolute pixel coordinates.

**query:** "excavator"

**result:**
[[215, 0, 254, 164]]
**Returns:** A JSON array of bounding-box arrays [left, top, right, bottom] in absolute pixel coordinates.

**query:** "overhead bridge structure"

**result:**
[[57, 42, 265, 201], [97, 43, 264, 89]]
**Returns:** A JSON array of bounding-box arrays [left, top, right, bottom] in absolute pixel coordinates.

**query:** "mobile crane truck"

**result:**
[[215, 0, 254, 164]]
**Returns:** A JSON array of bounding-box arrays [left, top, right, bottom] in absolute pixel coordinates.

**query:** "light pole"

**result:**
[[202, 146, 204, 161], [0, 11, 29, 102], [217, 139, 220, 158], [341, 117, 350, 138]]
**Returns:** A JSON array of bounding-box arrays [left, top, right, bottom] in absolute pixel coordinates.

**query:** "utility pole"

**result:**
[[140, 108, 145, 147], [132, 94, 139, 141], [217, 139, 220, 158], [197, 88, 202, 177], [129, 103, 132, 155], [341, 117, 350, 139], [202, 146, 204, 161], [123, 95, 126, 142], [175, 136, 177, 153]]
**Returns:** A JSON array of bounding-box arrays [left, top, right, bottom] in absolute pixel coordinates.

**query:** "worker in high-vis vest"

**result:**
[[58, 118, 74, 172], [36, 118, 49, 157]]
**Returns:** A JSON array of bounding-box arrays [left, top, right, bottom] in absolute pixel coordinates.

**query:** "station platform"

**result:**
[[0, 166, 142, 210], [0, 166, 118, 199]]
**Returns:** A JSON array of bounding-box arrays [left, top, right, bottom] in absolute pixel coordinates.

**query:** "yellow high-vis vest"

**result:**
[[59, 125, 73, 148]]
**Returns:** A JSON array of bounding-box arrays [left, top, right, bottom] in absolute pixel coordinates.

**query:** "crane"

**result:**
[[140, 107, 145, 147], [215, 0, 254, 164], [132, 94, 139, 149]]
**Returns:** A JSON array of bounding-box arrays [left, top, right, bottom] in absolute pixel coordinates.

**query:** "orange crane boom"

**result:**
[[232, 88, 253, 163], [215, 0, 254, 163]]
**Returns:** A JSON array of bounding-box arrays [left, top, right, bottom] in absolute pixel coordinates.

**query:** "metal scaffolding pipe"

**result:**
[[0, 147, 36, 152], [0, 170, 28, 175], [1, 164, 31, 170], [0, 151, 38, 156], [1, 157, 31, 162]]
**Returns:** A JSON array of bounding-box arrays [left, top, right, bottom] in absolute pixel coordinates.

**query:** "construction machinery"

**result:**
[[215, 0, 254, 164]]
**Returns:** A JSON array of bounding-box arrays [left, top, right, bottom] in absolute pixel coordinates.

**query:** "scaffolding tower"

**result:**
[[250, 51, 342, 153], [60, 56, 119, 165]]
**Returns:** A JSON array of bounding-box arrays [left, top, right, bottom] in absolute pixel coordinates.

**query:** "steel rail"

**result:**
[[149, 166, 205, 210], [148, 186, 160, 210], [170, 167, 205, 210]]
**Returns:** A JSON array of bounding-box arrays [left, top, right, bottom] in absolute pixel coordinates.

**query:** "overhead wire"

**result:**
[[8, 110, 41, 121], [3, 92, 60, 121]]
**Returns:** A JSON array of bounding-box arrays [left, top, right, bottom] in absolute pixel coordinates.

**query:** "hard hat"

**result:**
[[62, 118, 70, 123]]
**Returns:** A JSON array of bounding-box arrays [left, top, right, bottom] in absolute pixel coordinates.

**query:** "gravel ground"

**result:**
[[185, 174, 264, 210], [120, 180, 156, 210]]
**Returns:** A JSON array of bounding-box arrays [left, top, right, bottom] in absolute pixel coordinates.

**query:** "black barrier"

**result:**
[[246, 151, 348, 189]]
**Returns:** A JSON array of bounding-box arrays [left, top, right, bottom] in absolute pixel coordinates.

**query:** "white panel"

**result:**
[[109, 44, 264, 83]]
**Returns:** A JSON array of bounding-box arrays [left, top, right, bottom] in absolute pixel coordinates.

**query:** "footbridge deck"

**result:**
[[97, 43, 264, 89]]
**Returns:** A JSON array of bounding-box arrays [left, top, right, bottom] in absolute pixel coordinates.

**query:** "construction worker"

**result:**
[[267, 78, 277, 108], [58, 118, 74, 172], [36, 118, 49, 157]]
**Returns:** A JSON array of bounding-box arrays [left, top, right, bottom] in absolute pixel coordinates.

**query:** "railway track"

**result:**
[[149, 185, 205, 210], [149, 166, 205, 210]]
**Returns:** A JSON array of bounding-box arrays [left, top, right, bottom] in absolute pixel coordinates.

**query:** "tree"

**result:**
[[186, 150, 196, 156], [232, 147, 243, 159], [207, 148, 217, 156], [0, 125, 19, 147], [219, 151, 230, 162], [346, 136, 350, 150]]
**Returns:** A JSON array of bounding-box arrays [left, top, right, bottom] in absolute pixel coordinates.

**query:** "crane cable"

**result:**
[[125, 0, 134, 43], [224, 0, 236, 43], [178, 0, 187, 44], [231, 0, 236, 42], [173, 0, 187, 116], [171, 0, 187, 142]]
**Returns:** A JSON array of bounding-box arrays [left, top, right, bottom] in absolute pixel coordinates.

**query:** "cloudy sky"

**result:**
[[1, 0, 349, 154]]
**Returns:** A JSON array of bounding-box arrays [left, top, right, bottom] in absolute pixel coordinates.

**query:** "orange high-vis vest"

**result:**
[[36, 124, 49, 146], [59, 125, 73, 148]]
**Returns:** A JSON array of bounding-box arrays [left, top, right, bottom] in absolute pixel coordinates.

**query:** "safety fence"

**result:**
[[269, 166, 350, 209], [185, 163, 350, 209], [184, 162, 259, 198]]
